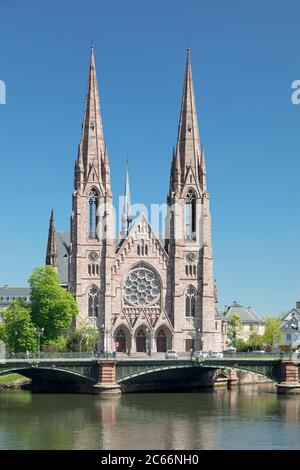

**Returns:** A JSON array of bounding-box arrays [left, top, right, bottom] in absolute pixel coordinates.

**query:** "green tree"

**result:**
[[247, 329, 264, 351], [235, 338, 247, 352], [263, 317, 282, 351], [66, 320, 99, 352], [2, 300, 37, 352], [29, 266, 78, 348], [227, 313, 242, 348], [0, 323, 6, 343]]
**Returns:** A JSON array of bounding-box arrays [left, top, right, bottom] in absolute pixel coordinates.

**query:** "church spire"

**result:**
[[121, 160, 132, 238], [176, 48, 201, 180], [78, 46, 106, 181], [45, 210, 57, 268]]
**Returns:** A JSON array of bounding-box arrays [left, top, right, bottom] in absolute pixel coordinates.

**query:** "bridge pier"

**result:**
[[94, 360, 121, 395], [276, 361, 300, 394]]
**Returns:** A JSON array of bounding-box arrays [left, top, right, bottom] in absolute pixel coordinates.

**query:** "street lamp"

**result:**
[[198, 328, 202, 352], [36, 328, 44, 358], [91, 317, 99, 354]]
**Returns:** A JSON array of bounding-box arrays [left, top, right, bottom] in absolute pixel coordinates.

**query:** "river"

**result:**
[[0, 384, 300, 450]]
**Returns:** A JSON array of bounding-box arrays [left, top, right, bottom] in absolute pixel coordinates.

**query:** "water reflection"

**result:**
[[0, 385, 300, 449]]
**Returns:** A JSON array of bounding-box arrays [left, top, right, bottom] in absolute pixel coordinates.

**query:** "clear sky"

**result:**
[[0, 0, 300, 316]]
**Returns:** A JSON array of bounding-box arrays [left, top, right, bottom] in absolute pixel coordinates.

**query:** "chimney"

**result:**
[[296, 301, 300, 310]]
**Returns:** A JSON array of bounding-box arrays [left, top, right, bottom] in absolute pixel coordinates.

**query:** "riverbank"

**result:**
[[0, 374, 31, 389]]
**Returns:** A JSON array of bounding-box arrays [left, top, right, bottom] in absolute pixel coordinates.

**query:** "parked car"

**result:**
[[251, 350, 265, 354], [223, 347, 237, 356], [210, 351, 224, 358], [224, 346, 236, 353], [165, 350, 178, 359], [192, 351, 208, 359]]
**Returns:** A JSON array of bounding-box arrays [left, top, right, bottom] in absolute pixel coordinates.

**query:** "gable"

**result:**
[[113, 214, 168, 275]]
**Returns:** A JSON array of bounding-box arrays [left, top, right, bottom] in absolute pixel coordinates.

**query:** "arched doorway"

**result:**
[[115, 328, 126, 353], [157, 329, 167, 352], [136, 328, 146, 353]]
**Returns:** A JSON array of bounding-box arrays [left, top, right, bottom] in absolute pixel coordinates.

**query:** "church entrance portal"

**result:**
[[156, 329, 167, 352], [116, 329, 126, 353], [136, 329, 146, 353]]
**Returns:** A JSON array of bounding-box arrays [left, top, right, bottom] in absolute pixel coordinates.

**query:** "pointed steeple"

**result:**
[[121, 160, 132, 238], [45, 210, 57, 267], [78, 46, 106, 181], [176, 48, 201, 180]]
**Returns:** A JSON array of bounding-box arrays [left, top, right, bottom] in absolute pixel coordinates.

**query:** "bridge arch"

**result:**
[[0, 364, 98, 385]]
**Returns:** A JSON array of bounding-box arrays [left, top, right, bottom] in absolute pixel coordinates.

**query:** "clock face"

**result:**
[[89, 251, 99, 262], [186, 252, 196, 262]]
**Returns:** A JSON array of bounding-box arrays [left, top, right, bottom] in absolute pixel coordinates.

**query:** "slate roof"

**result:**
[[280, 308, 300, 332], [0, 287, 31, 302], [56, 231, 70, 286], [223, 301, 265, 324], [0, 287, 31, 317], [215, 307, 225, 320]]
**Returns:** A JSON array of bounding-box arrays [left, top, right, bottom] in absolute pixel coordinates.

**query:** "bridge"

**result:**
[[0, 353, 299, 394]]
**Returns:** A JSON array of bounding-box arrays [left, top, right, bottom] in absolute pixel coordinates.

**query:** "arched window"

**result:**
[[185, 190, 196, 240], [185, 286, 196, 317], [88, 285, 100, 317], [88, 189, 99, 239]]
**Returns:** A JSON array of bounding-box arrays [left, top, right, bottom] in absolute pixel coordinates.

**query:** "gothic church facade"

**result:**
[[46, 47, 227, 354]]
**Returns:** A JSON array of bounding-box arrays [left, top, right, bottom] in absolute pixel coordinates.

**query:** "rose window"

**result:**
[[123, 267, 160, 306]]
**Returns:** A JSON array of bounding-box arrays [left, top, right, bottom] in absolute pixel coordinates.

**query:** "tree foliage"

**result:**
[[227, 313, 242, 348], [2, 300, 37, 352], [66, 319, 99, 352], [263, 317, 282, 351], [29, 266, 78, 347]]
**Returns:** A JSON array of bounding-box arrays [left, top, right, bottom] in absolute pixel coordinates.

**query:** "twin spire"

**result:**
[[171, 48, 206, 193], [76, 46, 110, 189], [75, 46, 205, 232]]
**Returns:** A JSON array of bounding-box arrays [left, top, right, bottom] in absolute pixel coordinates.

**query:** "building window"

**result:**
[[124, 265, 160, 306], [185, 286, 196, 317], [88, 285, 100, 317], [185, 190, 196, 240], [88, 188, 99, 239]]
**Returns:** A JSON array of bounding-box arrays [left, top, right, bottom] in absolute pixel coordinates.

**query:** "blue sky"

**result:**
[[0, 0, 300, 316]]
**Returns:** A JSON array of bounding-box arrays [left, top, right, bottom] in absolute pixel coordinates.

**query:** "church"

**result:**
[[45, 47, 227, 354]]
